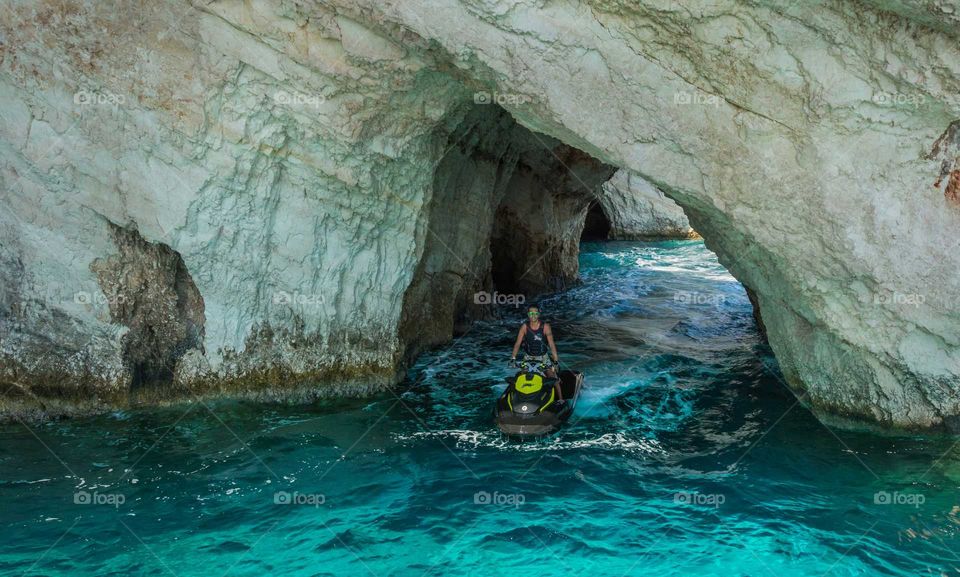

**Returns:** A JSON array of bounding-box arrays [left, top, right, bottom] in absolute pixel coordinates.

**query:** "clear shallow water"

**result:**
[[2, 240, 959, 576]]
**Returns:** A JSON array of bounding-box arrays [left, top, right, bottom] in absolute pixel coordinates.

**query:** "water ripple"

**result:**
[[0, 241, 957, 576]]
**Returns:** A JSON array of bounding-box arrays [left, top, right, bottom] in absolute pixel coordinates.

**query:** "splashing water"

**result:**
[[1, 240, 957, 576]]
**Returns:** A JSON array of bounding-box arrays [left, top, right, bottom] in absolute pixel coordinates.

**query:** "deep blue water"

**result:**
[[2, 240, 958, 576]]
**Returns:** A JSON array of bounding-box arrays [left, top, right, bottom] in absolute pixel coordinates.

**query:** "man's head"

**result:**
[[526, 305, 541, 321]]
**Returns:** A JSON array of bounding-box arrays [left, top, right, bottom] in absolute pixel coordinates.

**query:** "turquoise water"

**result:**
[[2, 240, 958, 576]]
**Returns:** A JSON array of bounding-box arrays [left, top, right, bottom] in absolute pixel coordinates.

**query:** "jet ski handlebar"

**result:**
[[512, 359, 558, 373]]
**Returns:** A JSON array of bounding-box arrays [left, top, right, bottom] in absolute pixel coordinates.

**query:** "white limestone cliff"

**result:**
[[1, 0, 959, 429], [598, 170, 697, 239]]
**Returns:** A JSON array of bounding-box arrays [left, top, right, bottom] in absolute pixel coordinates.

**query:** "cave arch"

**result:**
[[4, 0, 958, 429], [351, 1, 960, 429], [398, 104, 615, 361]]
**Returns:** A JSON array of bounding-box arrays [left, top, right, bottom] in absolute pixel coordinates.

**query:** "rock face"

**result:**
[[1, 0, 960, 429], [1, 0, 456, 413], [489, 145, 616, 295], [597, 170, 698, 240], [92, 224, 205, 391], [398, 105, 614, 361]]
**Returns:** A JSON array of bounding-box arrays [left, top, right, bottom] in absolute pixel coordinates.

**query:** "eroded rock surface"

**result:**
[[1, 0, 959, 428], [0, 0, 459, 411], [599, 170, 697, 240], [490, 145, 616, 295], [92, 224, 205, 390], [400, 104, 614, 360]]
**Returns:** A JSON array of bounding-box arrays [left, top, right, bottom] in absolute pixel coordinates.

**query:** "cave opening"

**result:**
[[398, 103, 616, 361], [398, 99, 765, 386], [580, 201, 611, 241], [398, 101, 772, 381]]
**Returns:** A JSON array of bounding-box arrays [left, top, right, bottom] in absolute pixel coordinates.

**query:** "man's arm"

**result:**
[[544, 323, 559, 363], [511, 325, 526, 359]]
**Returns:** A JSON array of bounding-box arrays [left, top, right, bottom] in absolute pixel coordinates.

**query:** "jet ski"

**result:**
[[494, 360, 584, 438]]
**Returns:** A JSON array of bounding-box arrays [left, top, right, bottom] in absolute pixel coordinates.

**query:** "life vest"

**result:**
[[522, 320, 548, 356]]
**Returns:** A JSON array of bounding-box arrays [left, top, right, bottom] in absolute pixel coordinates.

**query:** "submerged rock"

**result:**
[[1, 0, 959, 429]]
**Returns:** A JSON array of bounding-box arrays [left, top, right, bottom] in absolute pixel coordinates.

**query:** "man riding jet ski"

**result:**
[[496, 305, 583, 437], [511, 304, 560, 386]]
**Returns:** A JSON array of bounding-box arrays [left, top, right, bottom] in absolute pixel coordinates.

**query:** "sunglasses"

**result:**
[[527, 312, 540, 316]]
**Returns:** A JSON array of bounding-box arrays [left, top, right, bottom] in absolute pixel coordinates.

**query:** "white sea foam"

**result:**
[[393, 429, 666, 455]]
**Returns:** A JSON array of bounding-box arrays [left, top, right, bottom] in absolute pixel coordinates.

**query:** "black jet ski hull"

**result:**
[[494, 370, 583, 438]]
